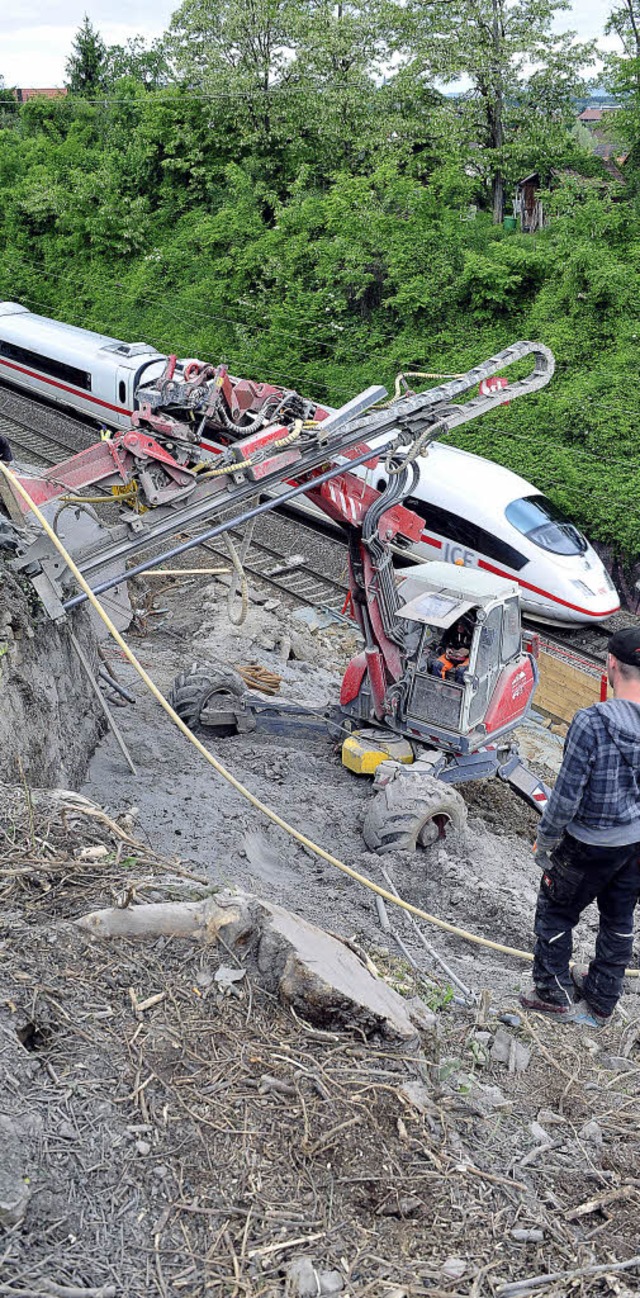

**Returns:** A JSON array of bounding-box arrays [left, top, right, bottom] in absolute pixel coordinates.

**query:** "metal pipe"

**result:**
[[62, 444, 381, 612], [98, 665, 137, 704], [70, 632, 137, 775]]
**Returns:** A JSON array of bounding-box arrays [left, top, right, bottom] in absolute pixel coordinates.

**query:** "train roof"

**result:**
[[419, 442, 538, 508], [0, 304, 162, 369], [369, 433, 542, 514]]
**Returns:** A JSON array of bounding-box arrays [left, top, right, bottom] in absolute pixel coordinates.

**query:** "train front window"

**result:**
[[505, 496, 587, 556]]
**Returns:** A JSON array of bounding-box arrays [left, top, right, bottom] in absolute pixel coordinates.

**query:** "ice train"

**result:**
[[354, 439, 620, 626], [0, 302, 619, 626]]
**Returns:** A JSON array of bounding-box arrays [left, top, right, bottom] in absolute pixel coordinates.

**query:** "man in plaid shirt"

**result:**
[[521, 627, 640, 1026]]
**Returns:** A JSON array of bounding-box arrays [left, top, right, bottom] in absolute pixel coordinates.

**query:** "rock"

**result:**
[[599, 1053, 636, 1073], [468, 1081, 513, 1115], [582, 1036, 601, 1055], [491, 1026, 531, 1073], [214, 965, 246, 991], [400, 1080, 433, 1113], [537, 1108, 567, 1126], [135, 1140, 151, 1156], [263, 599, 281, 612], [379, 1193, 422, 1217], [399, 1194, 422, 1217], [0, 1115, 30, 1227], [78, 844, 109, 861], [511, 1228, 544, 1243], [579, 1119, 603, 1150], [284, 1258, 344, 1296], [318, 1271, 344, 1295], [405, 996, 437, 1032], [529, 1121, 551, 1144], [442, 1258, 467, 1280], [285, 1258, 317, 1296]]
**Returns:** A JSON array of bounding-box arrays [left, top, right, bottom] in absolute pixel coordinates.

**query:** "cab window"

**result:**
[[502, 597, 521, 661], [475, 606, 503, 678], [505, 496, 586, 556]]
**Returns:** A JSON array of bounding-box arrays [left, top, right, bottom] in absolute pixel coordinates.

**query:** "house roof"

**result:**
[[579, 107, 605, 122], [12, 88, 67, 102]]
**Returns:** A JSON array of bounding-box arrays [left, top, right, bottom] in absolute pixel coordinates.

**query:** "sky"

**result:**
[[0, 0, 622, 89]]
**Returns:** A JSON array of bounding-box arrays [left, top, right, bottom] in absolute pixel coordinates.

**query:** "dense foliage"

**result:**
[[0, 2, 639, 572]]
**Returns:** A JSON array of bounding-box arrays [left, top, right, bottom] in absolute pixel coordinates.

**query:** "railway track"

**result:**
[[527, 617, 639, 669], [0, 383, 97, 466], [199, 529, 349, 611]]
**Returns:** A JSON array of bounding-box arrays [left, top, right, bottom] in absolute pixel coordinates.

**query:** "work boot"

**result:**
[[571, 967, 611, 1028], [519, 986, 604, 1027], [519, 985, 575, 1019]]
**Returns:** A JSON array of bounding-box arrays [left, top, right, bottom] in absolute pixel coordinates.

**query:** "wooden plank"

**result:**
[[535, 650, 609, 725]]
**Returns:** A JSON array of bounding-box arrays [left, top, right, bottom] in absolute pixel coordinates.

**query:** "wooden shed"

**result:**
[[513, 172, 545, 233]]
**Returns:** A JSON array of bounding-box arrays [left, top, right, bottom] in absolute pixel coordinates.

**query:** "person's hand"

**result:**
[[533, 837, 557, 862]]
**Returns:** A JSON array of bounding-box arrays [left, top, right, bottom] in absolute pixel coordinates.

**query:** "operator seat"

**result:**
[[427, 613, 475, 684]]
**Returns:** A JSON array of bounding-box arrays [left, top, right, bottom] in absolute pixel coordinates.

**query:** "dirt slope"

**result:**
[[1, 784, 639, 1296]]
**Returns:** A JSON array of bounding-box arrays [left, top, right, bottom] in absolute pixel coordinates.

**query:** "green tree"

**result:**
[[65, 15, 107, 95], [607, 0, 640, 59], [105, 36, 170, 89], [605, 1, 640, 174], [281, 1, 395, 170], [406, 0, 594, 222], [0, 73, 17, 123]]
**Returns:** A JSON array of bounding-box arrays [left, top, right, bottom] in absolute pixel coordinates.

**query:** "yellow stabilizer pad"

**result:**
[[342, 729, 414, 775]]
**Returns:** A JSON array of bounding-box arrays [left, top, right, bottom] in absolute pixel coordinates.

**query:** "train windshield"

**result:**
[[505, 496, 587, 556]]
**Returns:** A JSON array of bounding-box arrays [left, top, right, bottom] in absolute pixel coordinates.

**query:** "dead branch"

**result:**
[[74, 896, 246, 940], [0, 1284, 117, 1298], [496, 1253, 640, 1297]]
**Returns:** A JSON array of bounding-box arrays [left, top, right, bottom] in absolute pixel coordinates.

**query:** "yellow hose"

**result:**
[[3, 460, 637, 978]]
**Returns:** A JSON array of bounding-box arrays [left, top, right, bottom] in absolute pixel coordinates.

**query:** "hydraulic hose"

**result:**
[[3, 459, 638, 979]]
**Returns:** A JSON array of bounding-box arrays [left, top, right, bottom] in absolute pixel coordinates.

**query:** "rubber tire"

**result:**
[[363, 772, 467, 854], [169, 664, 245, 734]]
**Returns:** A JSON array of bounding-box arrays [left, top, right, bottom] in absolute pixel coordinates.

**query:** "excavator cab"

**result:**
[[339, 562, 547, 852], [341, 562, 538, 772], [393, 563, 534, 750]]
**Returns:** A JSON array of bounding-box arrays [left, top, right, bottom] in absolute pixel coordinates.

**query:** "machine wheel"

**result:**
[[169, 664, 245, 734], [362, 772, 467, 854]]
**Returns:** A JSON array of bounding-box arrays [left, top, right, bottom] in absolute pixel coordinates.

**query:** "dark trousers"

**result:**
[[533, 834, 640, 1017]]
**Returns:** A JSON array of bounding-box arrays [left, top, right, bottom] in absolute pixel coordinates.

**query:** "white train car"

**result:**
[[0, 302, 167, 428], [358, 439, 620, 625], [0, 303, 619, 625]]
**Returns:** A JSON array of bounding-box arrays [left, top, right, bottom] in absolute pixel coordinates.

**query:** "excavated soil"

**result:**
[[0, 558, 105, 787]]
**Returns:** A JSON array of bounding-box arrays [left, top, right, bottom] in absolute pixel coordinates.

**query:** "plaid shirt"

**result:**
[[538, 700, 640, 849]]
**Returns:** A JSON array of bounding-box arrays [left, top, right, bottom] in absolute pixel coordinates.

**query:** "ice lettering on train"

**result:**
[[440, 541, 477, 567]]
